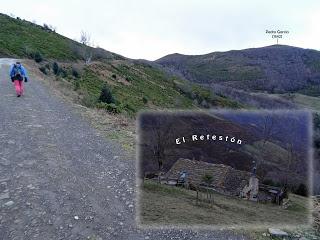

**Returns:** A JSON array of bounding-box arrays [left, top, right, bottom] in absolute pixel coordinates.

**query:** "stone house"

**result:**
[[165, 158, 252, 196]]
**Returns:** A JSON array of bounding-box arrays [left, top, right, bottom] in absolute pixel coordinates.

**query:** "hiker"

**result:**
[[9, 62, 28, 97]]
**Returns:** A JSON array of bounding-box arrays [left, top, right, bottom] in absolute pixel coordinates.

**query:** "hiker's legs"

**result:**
[[19, 81, 24, 95], [14, 80, 21, 95]]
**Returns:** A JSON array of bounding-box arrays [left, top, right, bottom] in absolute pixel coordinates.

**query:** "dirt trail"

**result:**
[[0, 59, 248, 240]]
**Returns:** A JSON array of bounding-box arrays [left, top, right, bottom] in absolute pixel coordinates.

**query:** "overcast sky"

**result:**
[[1, 0, 319, 60]]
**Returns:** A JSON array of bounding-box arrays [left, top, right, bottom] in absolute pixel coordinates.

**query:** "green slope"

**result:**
[[60, 61, 243, 115], [278, 93, 320, 111], [0, 13, 79, 59], [0, 13, 122, 61], [241, 140, 289, 166]]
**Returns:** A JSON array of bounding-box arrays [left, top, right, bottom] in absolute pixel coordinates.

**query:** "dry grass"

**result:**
[[139, 180, 311, 228]]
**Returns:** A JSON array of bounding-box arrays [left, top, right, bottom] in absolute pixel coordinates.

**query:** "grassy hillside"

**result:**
[[241, 140, 289, 166], [240, 140, 307, 189], [0, 13, 122, 61], [278, 93, 320, 111], [0, 13, 79, 59], [39, 60, 243, 115], [78, 61, 199, 113]]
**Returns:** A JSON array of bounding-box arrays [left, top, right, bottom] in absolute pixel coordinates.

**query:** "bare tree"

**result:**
[[150, 117, 173, 171], [79, 31, 93, 64], [80, 31, 91, 45], [85, 50, 92, 65], [261, 113, 280, 144], [142, 115, 176, 182], [49, 24, 56, 32], [283, 115, 301, 171]]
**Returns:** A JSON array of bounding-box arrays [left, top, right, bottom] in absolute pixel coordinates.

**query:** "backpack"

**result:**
[[13, 64, 22, 77]]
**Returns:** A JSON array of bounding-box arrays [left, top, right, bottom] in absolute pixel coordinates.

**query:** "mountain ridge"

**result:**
[[156, 44, 318, 60], [156, 44, 320, 95]]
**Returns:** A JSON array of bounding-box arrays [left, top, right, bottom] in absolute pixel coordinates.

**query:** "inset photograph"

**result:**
[[137, 110, 313, 228]]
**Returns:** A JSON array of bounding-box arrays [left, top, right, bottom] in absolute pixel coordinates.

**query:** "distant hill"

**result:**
[[156, 45, 320, 96]]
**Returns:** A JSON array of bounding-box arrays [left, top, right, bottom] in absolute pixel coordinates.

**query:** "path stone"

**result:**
[[4, 200, 14, 207], [268, 228, 289, 237], [0, 192, 10, 200]]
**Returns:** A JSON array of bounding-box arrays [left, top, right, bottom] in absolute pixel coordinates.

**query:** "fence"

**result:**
[[196, 185, 214, 207]]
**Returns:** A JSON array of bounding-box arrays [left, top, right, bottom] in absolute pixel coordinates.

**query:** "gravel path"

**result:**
[[0, 59, 249, 240]]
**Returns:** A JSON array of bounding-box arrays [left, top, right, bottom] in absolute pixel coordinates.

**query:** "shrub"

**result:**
[[96, 102, 121, 113], [53, 62, 59, 75], [72, 68, 80, 78], [23, 46, 33, 58], [60, 69, 68, 78], [122, 103, 137, 115], [80, 94, 97, 108], [200, 99, 210, 108], [99, 85, 115, 104], [294, 183, 308, 197], [34, 52, 43, 63], [109, 104, 122, 114], [74, 80, 80, 91], [142, 96, 148, 104], [217, 93, 227, 98], [39, 66, 47, 74], [262, 179, 281, 187], [43, 23, 50, 31], [283, 184, 289, 199], [175, 82, 193, 97], [202, 173, 213, 185], [262, 179, 275, 186], [125, 76, 133, 82]]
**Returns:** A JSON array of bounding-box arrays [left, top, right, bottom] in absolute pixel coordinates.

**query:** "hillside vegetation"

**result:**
[[0, 13, 121, 61]]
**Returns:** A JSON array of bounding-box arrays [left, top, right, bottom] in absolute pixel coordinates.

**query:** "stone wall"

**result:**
[[224, 168, 252, 195]]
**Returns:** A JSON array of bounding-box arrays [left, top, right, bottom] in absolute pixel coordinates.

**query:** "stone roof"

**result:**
[[165, 158, 252, 195]]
